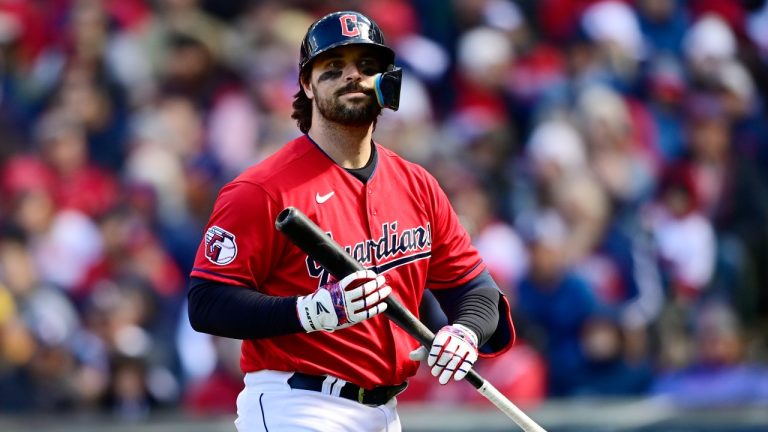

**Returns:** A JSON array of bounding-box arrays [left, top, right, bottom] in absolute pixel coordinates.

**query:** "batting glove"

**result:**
[[297, 270, 391, 333], [409, 324, 479, 385]]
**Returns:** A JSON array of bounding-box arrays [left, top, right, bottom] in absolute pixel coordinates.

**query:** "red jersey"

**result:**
[[191, 135, 493, 389]]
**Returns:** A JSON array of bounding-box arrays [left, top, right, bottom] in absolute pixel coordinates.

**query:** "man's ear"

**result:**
[[300, 75, 314, 100]]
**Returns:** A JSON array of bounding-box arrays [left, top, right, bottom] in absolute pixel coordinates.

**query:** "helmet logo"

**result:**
[[339, 14, 360, 37]]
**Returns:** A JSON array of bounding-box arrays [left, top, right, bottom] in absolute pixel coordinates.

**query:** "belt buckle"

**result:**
[[357, 387, 366, 404]]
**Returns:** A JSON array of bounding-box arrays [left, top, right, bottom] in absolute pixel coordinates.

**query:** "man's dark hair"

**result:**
[[291, 71, 312, 133]]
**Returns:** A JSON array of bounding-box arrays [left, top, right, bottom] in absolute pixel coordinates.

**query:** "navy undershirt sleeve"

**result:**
[[430, 269, 500, 346], [188, 265, 499, 343], [187, 277, 303, 339]]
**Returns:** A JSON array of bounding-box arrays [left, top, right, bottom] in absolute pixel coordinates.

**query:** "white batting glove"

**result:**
[[297, 270, 391, 332], [409, 324, 479, 385]]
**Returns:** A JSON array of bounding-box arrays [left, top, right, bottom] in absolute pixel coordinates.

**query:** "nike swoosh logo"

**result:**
[[315, 191, 335, 204]]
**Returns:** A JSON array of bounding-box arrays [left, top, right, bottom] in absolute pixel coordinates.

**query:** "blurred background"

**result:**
[[0, 0, 767, 430]]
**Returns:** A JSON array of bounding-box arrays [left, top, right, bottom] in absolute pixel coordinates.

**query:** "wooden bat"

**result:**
[[275, 206, 546, 432]]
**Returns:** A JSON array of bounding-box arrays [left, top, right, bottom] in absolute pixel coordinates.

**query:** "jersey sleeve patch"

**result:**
[[204, 226, 238, 265]]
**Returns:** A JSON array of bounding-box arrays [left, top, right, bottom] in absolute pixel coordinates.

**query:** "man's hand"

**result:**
[[297, 270, 391, 332], [409, 324, 478, 384]]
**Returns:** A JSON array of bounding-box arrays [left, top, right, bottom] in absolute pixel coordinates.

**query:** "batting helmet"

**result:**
[[299, 11, 396, 73]]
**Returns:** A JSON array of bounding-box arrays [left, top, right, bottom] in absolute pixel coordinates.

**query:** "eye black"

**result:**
[[319, 70, 342, 82]]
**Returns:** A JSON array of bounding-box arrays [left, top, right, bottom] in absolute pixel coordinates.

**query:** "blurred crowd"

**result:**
[[1, 0, 768, 420]]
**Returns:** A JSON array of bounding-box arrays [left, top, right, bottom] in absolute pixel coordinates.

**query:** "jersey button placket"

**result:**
[[368, 186, 376, 216], [365, 185, 378, 267]]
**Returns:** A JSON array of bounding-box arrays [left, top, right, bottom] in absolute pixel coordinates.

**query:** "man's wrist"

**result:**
[[451, 323, 479, 347], [296, 294, 320, 332]]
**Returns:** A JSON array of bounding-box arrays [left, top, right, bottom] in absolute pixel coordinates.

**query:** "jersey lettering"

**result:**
[[339, 14, 360, 37], [305, 221, 432, 285]]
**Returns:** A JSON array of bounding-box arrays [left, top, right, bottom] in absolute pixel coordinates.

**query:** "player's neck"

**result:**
[[308, 121, 374, 169]]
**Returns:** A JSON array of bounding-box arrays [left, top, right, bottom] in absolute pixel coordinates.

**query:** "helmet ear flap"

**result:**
[[374, 66, 402, 111]]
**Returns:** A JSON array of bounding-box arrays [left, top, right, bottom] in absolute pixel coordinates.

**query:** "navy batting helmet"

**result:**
[[299, 11, 395, 73]]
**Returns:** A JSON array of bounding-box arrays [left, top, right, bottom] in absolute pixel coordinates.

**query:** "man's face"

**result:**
[[304, 45, 384, 127]]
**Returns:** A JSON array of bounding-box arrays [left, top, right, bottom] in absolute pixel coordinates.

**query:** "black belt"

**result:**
[[287, 372, 408, 406]]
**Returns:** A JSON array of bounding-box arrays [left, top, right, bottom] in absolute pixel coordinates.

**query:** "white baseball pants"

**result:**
[[235, 370, 401, 432]]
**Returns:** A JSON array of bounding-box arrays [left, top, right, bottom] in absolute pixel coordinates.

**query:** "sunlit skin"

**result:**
[[301, 45, 385, 169]]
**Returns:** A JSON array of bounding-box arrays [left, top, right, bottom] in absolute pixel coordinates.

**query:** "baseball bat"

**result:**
[[275, 206, 546, 432]]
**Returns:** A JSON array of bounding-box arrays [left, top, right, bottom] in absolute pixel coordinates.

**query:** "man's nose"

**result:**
[[343, 64, 363, 81]]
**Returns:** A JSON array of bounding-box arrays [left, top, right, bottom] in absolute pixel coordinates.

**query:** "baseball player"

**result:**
[[187, 11, 515, 432]]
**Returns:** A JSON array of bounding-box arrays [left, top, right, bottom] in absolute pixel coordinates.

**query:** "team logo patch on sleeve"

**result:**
[[204, 226, 237, 265]]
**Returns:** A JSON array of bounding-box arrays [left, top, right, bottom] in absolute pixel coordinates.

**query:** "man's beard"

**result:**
[[314, 83, 381, 127]]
